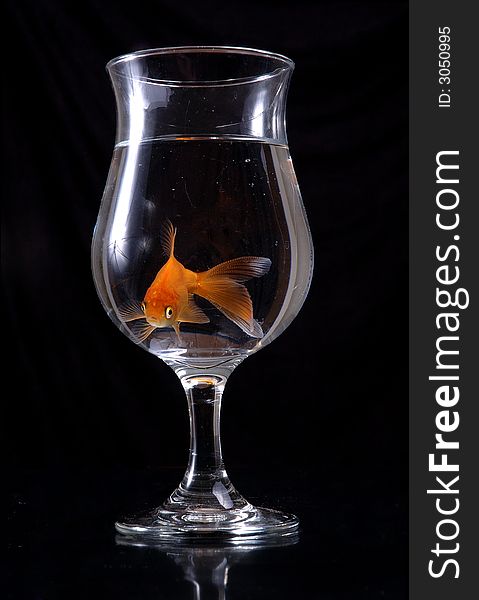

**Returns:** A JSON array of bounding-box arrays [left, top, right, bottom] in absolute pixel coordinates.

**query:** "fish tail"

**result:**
[[196, 256, 271, 338], [201, 256, 271, 282]]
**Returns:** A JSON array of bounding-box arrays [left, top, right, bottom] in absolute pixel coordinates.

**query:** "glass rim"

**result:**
[[106, 45, 295, 87]]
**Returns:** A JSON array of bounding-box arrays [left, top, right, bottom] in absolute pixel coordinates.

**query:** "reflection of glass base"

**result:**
[[115, 528, 299, 599], [115, 504, 299, 540]]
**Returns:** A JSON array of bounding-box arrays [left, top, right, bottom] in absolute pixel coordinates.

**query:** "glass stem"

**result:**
[[169, 374, 247, 510], [184, 375, 226, 489]]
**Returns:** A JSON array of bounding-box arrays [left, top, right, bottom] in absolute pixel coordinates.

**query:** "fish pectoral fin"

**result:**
[[196, 278, 263, 338], [160, 219, 177, 258], [118, 300, 144, 322], [202, 256, 271, 282], [178, 296, 210, 324], [129, 320, 155, 343]]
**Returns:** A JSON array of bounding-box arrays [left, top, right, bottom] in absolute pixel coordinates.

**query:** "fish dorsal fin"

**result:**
[[161, 219, 177, 258]]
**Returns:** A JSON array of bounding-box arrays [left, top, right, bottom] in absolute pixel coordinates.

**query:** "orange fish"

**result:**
[[118, 221, 271, 342]]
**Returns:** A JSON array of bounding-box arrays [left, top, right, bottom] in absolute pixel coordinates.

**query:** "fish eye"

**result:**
[[165, 306, 173, 319], [141, 302, 146, 312]]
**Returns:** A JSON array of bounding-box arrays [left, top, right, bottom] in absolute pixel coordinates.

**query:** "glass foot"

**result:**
[[115, 504, 299, 540]]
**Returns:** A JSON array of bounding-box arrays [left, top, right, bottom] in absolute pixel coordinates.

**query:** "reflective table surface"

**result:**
[[8, 466, 406, 598]]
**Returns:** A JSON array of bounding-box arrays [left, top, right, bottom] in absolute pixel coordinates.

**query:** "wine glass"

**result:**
[[91, 46, 313, 539]]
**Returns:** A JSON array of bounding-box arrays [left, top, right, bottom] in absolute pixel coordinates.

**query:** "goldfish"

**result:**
[[118, 221, 271, 342]]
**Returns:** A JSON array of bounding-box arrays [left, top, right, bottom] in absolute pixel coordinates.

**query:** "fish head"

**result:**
[[142, 299, 178, 329]]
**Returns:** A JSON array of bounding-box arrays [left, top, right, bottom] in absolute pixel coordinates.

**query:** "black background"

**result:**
[[5, 1, 408, 598]]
